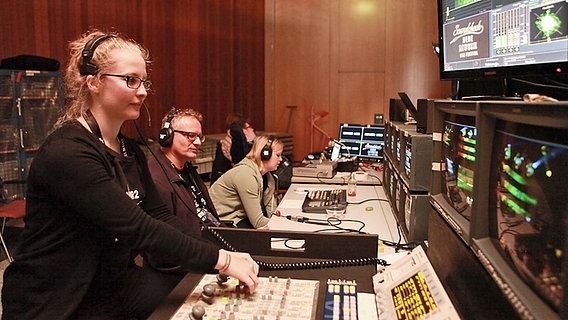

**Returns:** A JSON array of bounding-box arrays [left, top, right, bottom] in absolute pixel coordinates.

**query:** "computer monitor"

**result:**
[[471, 101, 568, 319], [437, 0, 568, 80], [430, 100, 479, 243], [338, 123, 384, 162]]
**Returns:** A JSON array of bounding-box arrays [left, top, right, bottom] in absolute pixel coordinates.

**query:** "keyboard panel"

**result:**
[[301, 189, 347, 213]]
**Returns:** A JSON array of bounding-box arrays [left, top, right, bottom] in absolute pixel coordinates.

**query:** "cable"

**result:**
[[366, 171, 383, 186], [257, 256, 388, 271], [347, 198, 389, 205], [203, 225, 237, 252], [510, 77, 568, 91], [544, 77, 568, 88], [283, 215, 367, 233]]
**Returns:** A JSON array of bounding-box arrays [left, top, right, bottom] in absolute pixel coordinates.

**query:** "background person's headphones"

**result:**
[[158, 108, 177, 147], [261, 135, 275, 161], [80, 34, 115, 75]]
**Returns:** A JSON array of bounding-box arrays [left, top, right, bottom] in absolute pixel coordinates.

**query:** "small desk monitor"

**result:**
[[338, 123, 384, 162]]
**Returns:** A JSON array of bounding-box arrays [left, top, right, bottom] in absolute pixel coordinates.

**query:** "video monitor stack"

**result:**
[[470, 101, 568, 319], [427, 100, 568, 319], [429, 100, 479, 243], [383, 113, 432, 242]]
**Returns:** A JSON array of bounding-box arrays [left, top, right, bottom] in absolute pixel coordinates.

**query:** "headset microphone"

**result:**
[[142, 102, 152, 127], [80, 34, 116, 75], [261, 135, 275, 161], [158, 108, 177, 147]]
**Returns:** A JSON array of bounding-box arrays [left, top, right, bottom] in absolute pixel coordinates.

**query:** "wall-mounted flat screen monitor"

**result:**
[[437, 0, 568, 80]]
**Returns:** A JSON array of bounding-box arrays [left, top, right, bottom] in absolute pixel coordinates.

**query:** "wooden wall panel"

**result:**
[[268, 1, 332, 153], [337, 0, 386, 72], [200, 0, 236, 132], [1, 0, 452, 161], [338, 73, 384, 125], [234, 0, 266, 132], [265, 0, 451, 159], [384, 0, 451, 100], [335, 0, 386, 143], [0, 0, 265, 138], [171, 0, 202, 110]]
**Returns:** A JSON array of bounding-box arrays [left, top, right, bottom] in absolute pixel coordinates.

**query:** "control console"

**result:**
[[169, 274, 319, 320], [373, 246, 460, 319]]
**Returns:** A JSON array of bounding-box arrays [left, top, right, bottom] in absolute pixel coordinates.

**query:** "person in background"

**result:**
[[146, 107, 225, 274], [210, 113, 255, 184], [210, 135, 283, 229], [1, 29, 259, 320]]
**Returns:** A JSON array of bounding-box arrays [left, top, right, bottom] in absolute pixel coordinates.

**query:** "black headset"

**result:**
[[261, 135, 275, 161], [158, 108, 177, 147], [80, 34, 115, 75]]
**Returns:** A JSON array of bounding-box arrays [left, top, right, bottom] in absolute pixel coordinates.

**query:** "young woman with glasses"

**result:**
[[1, 30, 259, 320]]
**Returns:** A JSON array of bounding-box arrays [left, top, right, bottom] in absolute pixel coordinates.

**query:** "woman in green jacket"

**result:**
[[210, 135, 283, 228]]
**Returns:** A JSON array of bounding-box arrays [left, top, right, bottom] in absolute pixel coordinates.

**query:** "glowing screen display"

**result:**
[[489, 120, 567, 311], [391, 271, 438, 320], [441, 114, 477, 219]]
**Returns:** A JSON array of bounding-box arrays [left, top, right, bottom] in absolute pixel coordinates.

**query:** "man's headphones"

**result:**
[[80, 34, 115, 75], [158, 109, 177, 147], [261, 135, 275, 161]]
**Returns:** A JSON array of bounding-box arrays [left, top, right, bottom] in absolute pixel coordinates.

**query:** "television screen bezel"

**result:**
[[400, 129, 433, 191], [436, 0, 568, 81], [430, 100, 479, 244], [384, 121, 393, 160], [470, 100, 568, 319]]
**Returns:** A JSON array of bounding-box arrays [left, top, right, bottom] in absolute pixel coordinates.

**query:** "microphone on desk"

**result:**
[[329, 138, 351, 159], [284, 215, 329, 226]]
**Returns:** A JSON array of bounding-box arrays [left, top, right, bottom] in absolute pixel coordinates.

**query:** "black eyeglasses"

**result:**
[[102, 74, 152, 90], [174, 130, 205, 142]]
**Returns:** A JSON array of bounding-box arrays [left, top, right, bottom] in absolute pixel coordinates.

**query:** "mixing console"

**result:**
[[301, 189, 347, 213], [169, 274, 319, 320]]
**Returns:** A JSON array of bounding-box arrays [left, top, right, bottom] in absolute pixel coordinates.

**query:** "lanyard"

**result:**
[[176, 165, 220, 226], [84, 109, 135, 199], [84, 109, 127, 156]]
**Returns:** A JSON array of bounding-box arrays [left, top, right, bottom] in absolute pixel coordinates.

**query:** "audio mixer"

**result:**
[[168, 274, 320, 320]]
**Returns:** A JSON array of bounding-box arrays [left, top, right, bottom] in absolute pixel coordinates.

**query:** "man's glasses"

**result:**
[[102, 74, 152, 90], [174, 130, 205, 143]]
